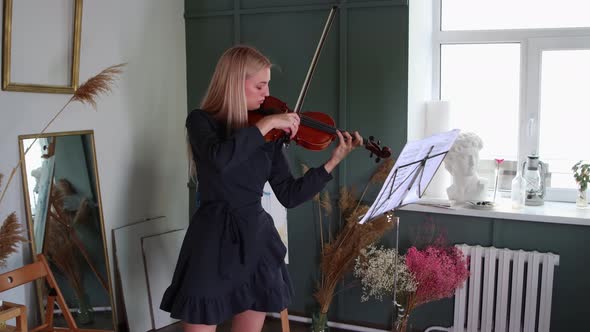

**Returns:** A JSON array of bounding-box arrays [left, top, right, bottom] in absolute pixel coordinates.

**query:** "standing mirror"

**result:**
[[18, 130, 115, 330]]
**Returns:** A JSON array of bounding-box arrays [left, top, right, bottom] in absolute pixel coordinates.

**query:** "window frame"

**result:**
[[432, 1, 590, 202]]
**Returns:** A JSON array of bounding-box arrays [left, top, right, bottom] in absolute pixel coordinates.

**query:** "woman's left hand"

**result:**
[[324, 130, 363, 173]]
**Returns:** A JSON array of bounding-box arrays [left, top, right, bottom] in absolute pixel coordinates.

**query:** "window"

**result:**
[[435, 1, 590, 201], [442, 0, 590, 31]]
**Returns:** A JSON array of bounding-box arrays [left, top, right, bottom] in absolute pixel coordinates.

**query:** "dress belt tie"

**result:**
[[200, 201, 262, 279], [219, 204, 245, 279]]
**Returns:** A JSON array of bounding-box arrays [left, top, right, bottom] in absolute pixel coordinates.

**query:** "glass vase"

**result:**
[[311, 312, 329, 332], [576, 188, 588, 208], [75, 293, 94, 325], [393, 314, 409, 332]]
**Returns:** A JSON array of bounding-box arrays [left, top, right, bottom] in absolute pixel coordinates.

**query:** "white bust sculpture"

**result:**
[[444, 132, 488, 202]]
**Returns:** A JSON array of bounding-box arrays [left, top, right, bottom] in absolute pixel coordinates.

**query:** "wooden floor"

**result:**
[[154, 317, 315, 332]]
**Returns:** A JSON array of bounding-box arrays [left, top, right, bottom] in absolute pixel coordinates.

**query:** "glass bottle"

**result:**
[[511, 165, 526, 209]]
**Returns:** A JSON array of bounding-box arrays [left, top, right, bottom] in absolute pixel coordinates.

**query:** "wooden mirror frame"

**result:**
[[18, 130, 116, 329]]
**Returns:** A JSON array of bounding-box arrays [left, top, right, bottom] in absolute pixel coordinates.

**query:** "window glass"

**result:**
[[442, 0, 590, 31], [441, 43, 521, 162], [539, 49, 590, 189]]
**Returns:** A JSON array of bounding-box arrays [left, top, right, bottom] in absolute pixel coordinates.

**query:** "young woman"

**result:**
[[160, 45, 362, 332]]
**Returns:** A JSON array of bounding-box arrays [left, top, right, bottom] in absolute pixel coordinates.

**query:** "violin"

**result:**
[[248, 96, 392, 162], [248, 6, 391, 162]]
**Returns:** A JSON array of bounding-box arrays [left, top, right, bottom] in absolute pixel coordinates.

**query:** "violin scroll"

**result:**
[[365, 136, 392, 163]]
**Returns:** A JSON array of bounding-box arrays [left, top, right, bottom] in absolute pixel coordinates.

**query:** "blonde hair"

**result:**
[[188, 45, 271, 179], [201, 45, 271, 130]]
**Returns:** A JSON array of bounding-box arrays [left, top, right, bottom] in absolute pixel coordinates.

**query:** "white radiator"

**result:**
[[426, 244, 560, 332]]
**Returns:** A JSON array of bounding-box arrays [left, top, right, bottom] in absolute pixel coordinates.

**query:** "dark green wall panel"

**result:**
[[347, 7, 408, 187], [240, 11, 339, 112], [185, 17, 234, 109], [185, 0, 233, 13], [241, 0, 333, 10]]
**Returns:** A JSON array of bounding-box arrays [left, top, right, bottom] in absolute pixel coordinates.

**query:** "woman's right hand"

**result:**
[[255, 113, 300, 139]]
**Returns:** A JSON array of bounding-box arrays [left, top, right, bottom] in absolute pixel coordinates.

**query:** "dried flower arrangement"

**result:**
[[45, 179, 99, 323], [0, 64, 124, 269], [304, 158, 396, 330], [354, 244, 417, 302], [0, 175, 27, 267], [354, 233, 470, 332]]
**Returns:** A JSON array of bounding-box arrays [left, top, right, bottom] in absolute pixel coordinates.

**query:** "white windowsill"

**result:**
[[398, 197, 590, 227]]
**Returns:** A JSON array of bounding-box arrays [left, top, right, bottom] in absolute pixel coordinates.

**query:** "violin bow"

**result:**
[[281, 6, 337, 147], [293, 6, 338, 114]]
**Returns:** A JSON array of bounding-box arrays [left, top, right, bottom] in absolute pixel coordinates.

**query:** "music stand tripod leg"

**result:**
[[389, 214, 404, 330]]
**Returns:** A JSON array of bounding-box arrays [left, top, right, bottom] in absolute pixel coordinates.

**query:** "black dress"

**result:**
[[160, 109, 333, 325]]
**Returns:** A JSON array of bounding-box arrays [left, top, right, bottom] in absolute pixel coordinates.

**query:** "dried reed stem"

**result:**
[[320, 191, 332, 242], [353, 182, 371, 215], [45, 186, 85, 297], [0, 64, 125, 210], [353, 158, 395, 215]]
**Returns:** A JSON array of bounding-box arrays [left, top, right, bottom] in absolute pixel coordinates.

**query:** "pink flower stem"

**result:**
[[493, 165, 500, 202]]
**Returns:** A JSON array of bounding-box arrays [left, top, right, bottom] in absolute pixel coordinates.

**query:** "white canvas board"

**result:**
[[141, 229, 186, 330], [262, 182, 288, 263], [113, 216, 177, 332]]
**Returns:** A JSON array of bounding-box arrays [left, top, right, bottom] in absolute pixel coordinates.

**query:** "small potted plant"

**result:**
[[572, 160, 590, 208]]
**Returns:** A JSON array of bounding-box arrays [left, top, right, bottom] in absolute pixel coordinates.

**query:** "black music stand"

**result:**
[[358, 129, 460, 326]]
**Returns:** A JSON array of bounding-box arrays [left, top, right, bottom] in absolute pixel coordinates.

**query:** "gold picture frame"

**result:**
[[2, 0, 82, 94]]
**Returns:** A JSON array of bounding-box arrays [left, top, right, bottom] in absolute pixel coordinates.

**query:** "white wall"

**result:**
[[0, 0, 187, 324]]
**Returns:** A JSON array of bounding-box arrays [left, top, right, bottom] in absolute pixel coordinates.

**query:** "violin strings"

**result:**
[[299, 114, 369, 145], [300, 114, 338, 133]]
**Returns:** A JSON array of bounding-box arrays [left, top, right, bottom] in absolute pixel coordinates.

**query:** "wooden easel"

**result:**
[[0, 253, 112, 332], [0, 253, 77, 331]]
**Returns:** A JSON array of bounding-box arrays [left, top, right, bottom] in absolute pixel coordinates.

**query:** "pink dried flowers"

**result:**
[[354, 243, 469, 332], [405, 245, 469, 306]]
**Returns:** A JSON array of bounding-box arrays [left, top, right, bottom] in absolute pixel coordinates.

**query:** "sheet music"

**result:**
[[359, 129, 460, 224]]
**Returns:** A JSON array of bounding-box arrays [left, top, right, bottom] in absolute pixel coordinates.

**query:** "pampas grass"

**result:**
[[370, 158, 395, 184], [314, 211, 393, 314], [45, 212, 84, 297], [338, 186, 356, 217], [44, 182, 86, 300], [0, 212, 27, 268], [72, 64, 125, 108], [354, 157, 395, 215], [0, 173, 27, 268], [310, 159, 397, 317], [320, 191, 332, 242]]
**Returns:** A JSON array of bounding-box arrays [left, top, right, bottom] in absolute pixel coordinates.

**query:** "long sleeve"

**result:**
[[186, 110, 265, 173], [268, 143, 333, 208]]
